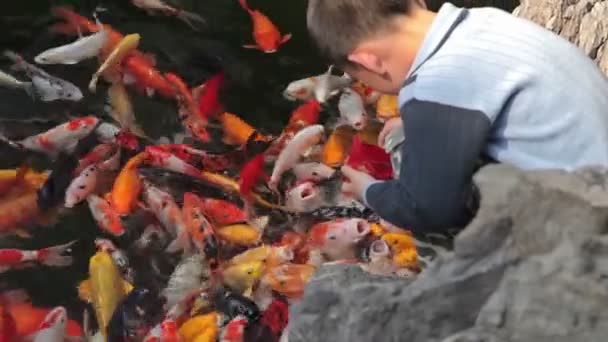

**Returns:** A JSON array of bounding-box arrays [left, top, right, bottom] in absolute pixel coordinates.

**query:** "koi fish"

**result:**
[[32, 306, 69, 342], [221, 260, 264, 294], [110, 152, 148, 215], [218, 112, 262, 147], [123, 54, 175, 98], [131, 0, 206, 30], [107, 287, 162, 342], [238, 0, 291, 53], [282, 66, 351, 102], [64, 164, 98, 208], [269, 124, 324, 189], [308, 218, 371, 261], [182, 193, 219, 261], [3, 50, 83, 102], [197, 72, 224, 120], [143, 182, 193, 254], [214, 290, 261, 322], [0, 241, 75, 274], [351, 80, 382, 105], [239, 153, 266, 199], [0, 69, 34, 97], [199, 171, 282, 210], [263, 263, 315, 299], [228, 245, 293, 269], [381, 231, 419, 269], [178, 313, 219, 342], [0, 301, 17, 342], [284, 180, 325, 213], [288, 99, 321, 128], [94, 238, 134, 283], [322, 125, 355, 167], [35, 15, 108, 65], [220, 315, 247, 342], [165, 72, 210, 142], [356, 119, 384, 145], [345, 135, 393, 180], [0, 189, 48, 233], [291, 162, 335, 182], [50, 6, 124, 61], [199, 198, 248, 227], [143, 318, 181, 342], [359, 239, 408, 277], [376, 94, 399, 122], [338, 88, 368, 130], [162, 254, 210, 310], [105, 82, 147, 138], [75, 143, 114, 175], [216, 224, 261, 247], [145, 146, 200, 177], [78, 250, 133, 339], [88, 195, 125, 236], [89, 33, 141, 92], [0, 166, 45, 197], [1, 116, 99, 158]]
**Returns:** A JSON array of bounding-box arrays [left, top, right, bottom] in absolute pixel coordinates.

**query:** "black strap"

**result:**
[[405, 8, 470, 83]]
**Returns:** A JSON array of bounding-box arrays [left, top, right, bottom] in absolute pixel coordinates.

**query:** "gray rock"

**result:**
[[290, 165, 608, 342], [514, 0, 608, 76]]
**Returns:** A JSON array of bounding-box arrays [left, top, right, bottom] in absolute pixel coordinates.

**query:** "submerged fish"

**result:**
[[105, 82, 146, 137], [239, 0, 291, 53], [89, 33, 141, 92], [131, 0, 206, 30], [3, 50, 83, 102], [78, 250, 133, 338], [35, 15, 108, 65], [0, 241, 75, 274], [0, 69, 34, 97], [162, 254, 210, 310]]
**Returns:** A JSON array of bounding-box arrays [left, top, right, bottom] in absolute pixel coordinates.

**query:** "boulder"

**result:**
[[290, 165, 608, 342], [514, 0, 608, 75]]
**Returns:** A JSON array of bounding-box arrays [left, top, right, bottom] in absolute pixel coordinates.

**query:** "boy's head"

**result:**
[[307, 0, 433, 94]]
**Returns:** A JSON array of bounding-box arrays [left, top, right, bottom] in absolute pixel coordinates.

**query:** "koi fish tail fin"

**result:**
[[88, 72, 101, 93], [38, 240, 77, 267], [280, 33, 293, 45], [50, 6, 94, 34], [238, 0, 251, 12], [2, 50, 22, 69], [176, 10, 206, 31]]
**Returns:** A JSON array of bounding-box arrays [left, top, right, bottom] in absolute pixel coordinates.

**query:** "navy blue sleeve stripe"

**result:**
[[365, 99, 490, 233]]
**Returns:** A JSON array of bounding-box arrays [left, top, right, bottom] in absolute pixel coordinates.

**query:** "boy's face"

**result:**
[[345, 36, 417, 95]]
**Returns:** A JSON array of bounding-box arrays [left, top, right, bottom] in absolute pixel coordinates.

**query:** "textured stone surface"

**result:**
[[514, 0, 608, 75], [290, 165, 608, 342]]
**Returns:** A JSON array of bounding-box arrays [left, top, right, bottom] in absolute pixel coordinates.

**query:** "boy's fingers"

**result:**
[[340, 165, 356, 178]]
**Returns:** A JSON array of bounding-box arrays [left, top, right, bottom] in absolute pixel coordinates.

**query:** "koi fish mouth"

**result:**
[[282, 90, 297, 101], [299, 183, 318, 200]]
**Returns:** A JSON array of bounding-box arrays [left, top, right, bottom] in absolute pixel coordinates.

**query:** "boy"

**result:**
[[307, 0, 608, 236]]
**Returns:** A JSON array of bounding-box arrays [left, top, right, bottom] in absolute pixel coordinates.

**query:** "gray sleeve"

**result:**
[[363, 99, 491, 233]]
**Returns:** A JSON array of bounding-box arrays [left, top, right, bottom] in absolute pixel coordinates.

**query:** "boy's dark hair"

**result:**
[[307, 0, 415, 66]]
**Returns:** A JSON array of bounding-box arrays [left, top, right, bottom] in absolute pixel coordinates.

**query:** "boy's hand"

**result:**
[[341, 165, 377, 202], [378, 117, 403, 147]]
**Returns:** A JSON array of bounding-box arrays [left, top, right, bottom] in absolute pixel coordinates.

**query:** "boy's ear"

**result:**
[[347, 50, 385, 75]]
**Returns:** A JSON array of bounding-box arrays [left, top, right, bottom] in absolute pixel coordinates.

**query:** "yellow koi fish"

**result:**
[[106, 82, 146, 137], [89, 33, 141, 92], [78, 250, 133, 338]]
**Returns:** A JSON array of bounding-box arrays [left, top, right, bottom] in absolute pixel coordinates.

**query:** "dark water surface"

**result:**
[[0, 0, 517, 331]]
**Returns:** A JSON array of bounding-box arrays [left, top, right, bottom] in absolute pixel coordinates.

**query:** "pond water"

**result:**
[[0, 0, 518, 334]]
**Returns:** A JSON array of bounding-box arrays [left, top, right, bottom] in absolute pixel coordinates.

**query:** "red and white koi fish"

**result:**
[[269, 125, 324, 189], [2, 116, 99, 158], [65, 164, 98, 208], [87, 194, 125, 236], [32, 306, 69, 342], [308, 218, 371, 261], [145, 146, 201, 178], [239, 0, 291, 53], [220, 315, 248, 342], [75, 143, 114, 175], [142, 182, 192, 254], [0, 241, 76, 273], [131, 0, 206, 30]]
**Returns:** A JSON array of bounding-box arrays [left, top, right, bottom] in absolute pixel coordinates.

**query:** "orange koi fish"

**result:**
[[263, 264, 315, 299], [238, 0, 291, 53], [199, 171, 281, 209], [123, 55, 175, 98], [182, 193, 219, 261], [110, 152, 148, 215], [218, 112, 268, 148], [376, 94, 399, 121], [199, 198, 248, 227], [345, 135, 393, 180], [322, 125, 355, 167]]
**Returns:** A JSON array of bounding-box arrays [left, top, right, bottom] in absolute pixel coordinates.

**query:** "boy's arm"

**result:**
[[363, 99, 491, 233]]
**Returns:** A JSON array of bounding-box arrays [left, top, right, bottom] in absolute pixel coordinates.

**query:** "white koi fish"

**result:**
[[65, 164, 98, 208], [338, 87, 368, 130], [3, 50, 83, 102]]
